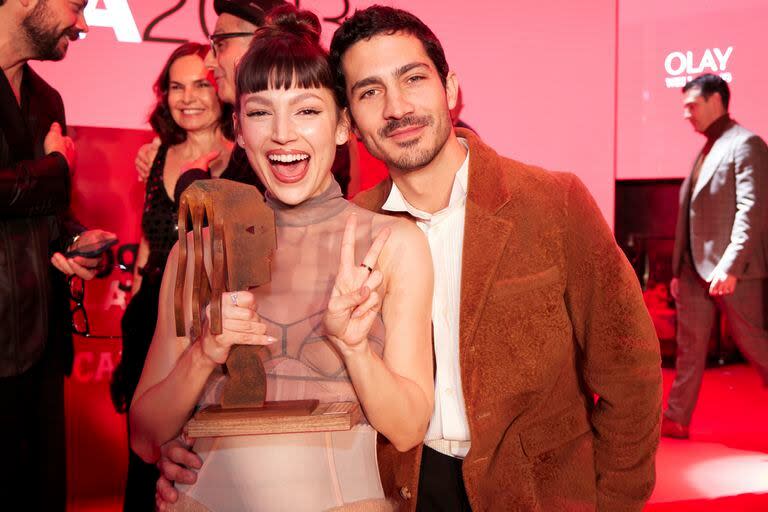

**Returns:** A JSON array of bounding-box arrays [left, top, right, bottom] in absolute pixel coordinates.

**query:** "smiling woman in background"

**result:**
[[110, 41, 233, 512]]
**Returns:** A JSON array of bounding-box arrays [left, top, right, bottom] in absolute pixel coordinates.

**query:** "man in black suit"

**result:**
[[1, 1, 114, 509]]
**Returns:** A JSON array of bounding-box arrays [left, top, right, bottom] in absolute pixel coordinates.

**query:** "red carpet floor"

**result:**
[[646, 364, 768, 511], [71, 364, 768, 511]]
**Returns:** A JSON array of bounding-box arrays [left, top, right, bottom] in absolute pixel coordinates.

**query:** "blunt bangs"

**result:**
[[236, 37, 334, 108]]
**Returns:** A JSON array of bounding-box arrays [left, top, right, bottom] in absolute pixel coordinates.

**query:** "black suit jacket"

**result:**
[[0, 64, 79, 376]]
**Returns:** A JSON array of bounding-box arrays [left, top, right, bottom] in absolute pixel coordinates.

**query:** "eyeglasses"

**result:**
[[69, 275, 90, 336], [68, 274, 123, 339], [209, 32, 254, 57]]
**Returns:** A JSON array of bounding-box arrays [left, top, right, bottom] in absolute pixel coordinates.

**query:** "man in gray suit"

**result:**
[[663, 73, 768, 439]]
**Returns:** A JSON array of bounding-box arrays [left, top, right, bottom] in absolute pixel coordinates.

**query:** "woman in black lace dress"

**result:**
[[110, 42, 233, 512]]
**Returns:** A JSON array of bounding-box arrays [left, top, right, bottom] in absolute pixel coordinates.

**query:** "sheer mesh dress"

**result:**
[[175, 181, 390, 511]]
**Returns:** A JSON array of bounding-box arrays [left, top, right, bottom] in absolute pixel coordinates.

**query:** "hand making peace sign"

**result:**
[[325, 214, 391, 354]]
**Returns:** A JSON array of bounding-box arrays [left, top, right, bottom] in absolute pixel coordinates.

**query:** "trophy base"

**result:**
[[185, 400, 362, 438]]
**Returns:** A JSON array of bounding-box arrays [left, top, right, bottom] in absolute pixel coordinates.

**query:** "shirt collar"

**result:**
[[382, 138, 470, 221]]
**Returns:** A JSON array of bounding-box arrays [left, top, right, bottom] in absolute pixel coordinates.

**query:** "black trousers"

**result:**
[[122, 429, 159, 512], [0, 347, 66, 511], [416, 445, 472, 511], [117, 281, 161, 512]]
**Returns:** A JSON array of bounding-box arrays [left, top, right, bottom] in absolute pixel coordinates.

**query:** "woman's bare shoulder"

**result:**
[[359, 210, 422, 244]]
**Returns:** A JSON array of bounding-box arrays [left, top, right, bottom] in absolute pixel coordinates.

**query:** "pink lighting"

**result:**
[[15, 2, 766, 510]]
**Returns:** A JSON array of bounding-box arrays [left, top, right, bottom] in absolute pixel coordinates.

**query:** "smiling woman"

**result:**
[[148, 43, 234, 146], [129, 5, 435, 512], [109, 41, 233, 511], [236, 85, 347, 204]]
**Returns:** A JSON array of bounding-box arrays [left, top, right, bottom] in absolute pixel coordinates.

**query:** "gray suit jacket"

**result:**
[[672, 121, 768, 280]]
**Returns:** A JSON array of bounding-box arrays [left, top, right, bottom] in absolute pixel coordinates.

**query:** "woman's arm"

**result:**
[[129, 243, 214, 463], [326, 215, 434, 451], [129, 242, 273, 463]]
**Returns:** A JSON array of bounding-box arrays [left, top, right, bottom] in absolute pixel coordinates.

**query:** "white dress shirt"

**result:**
[[381, 139, 471, 458]]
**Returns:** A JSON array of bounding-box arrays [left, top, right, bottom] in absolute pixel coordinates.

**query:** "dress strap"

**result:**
[[147, 144, 170, 185]]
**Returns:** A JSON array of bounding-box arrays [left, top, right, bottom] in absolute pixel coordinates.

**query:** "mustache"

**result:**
[[64, 28, 82, 41], [379, 115, 433, 138]]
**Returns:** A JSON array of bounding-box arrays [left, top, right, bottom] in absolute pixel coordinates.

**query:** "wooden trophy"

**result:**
[[174, 180, 360, 438]]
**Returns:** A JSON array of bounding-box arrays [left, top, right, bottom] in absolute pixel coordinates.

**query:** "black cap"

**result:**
[[213, 0, 288, 26]]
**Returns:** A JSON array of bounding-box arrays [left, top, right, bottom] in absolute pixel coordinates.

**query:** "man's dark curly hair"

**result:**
[[148, 42, 234, 145], [328, 5, 449, 108]]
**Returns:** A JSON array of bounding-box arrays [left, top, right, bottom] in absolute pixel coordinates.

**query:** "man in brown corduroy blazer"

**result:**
[[330, 6, 663, 512]]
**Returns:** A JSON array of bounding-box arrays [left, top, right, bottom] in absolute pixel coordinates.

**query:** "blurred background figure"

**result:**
[[664, 73, 768, 439]]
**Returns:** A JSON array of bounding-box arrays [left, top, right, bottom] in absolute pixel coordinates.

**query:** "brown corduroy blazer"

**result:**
[[354, 129, 662, 512]]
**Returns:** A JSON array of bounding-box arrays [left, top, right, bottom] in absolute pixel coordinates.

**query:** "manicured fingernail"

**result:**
[[266, 336, 278, 343]]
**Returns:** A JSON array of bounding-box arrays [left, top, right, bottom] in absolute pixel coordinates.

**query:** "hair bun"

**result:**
[[265, 5, 322, 44]]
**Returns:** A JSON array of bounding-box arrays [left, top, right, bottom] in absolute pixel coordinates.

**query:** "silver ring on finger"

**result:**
[[360, 263, 373, 273], [230, 292, 238, 306]]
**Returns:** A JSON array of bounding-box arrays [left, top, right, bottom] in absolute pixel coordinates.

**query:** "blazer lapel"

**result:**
[[691, 132, 729, 200], [0, 65, 33, 161], [458, 129, 515, 353], [460, 201, 513, 350]]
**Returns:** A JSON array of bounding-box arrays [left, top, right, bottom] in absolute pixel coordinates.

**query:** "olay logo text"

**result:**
[[664, 47, 733, 88]]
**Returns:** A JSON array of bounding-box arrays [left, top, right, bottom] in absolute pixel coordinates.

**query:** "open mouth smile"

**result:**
[[266, 151, 311, 184]]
